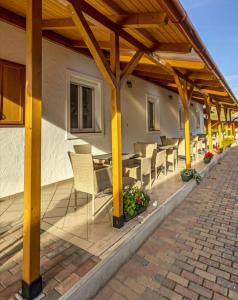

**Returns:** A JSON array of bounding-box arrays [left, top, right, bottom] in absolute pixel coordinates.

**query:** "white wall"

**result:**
[[0, 22, 204, 198]]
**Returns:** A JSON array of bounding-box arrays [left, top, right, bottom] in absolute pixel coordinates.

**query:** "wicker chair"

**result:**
[[178, 138, 196, 160], [74, 144, 104, 169], [154, 150, 167, 180], [68, 152, 112, 217], [159, 138, 179, 172], [73, 144, 91, 154], [123, 157, 152, 189]]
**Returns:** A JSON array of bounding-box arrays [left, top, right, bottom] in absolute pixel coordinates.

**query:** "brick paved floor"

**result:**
[[0, 226, 99, 300], [94, 147, 238, 300]]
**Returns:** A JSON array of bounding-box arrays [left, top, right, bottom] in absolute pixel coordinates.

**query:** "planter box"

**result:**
[[124, 206, 146, 222], [204, 157, 212, 164], [181, 173, 193, 182]]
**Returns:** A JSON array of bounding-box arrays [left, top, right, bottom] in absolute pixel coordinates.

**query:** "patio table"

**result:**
[[158, 144, 178, 150], [93, 153, 139, 163]]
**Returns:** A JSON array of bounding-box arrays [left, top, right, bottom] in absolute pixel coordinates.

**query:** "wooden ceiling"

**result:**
[[0, 0, 237, 110]]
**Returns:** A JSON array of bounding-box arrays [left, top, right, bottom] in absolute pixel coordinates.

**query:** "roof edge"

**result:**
[[159, 0, 238, 106]]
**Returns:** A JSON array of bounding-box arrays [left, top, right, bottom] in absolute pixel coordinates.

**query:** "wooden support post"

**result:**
[[22, 0, 42, 299], [69, 1, 145, 228], [229, 109, 232, 136], [216, 104, 222, 148], [224, 107, 228, 137], [205, 96, 213, 153], [174, 74, 194, 169], [110, 32, 124, 228], [233, 123, 236, 140]]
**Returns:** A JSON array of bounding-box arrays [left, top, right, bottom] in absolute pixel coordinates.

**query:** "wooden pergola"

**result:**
[[0, 0, 237, 298]]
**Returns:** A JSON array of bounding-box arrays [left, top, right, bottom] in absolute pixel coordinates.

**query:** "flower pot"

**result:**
[[204, 156, 212, 164], [180, 172, 193, 182], [124, 206, 146, 222]]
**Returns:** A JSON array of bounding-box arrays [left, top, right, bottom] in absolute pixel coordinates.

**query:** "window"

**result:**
[[148, 101, 155, 131], [67, 70, 103, 137], [196, 110, 201, 129], [146, 95, 160, 132], [179, 106, 184, 129], [70, 83, 95, 132], [0, 59, 25, 127]]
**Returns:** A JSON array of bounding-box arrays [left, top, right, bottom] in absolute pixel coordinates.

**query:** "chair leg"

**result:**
[[74, 190, 77, 211], [164, 160, 167, 176], [92, 194, 95, 217]]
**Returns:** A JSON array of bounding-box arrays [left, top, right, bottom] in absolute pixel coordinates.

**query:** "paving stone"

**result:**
[[194, 268, 216, 282], [175, 284, 198, 300], [181, 270, 203, 285], [167, 272, 189, 287], [188, 282, 213, 299], [203, 279, 228, 296]]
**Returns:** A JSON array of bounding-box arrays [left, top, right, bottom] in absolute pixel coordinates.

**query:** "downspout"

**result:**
[[159, 0, 237, 105]]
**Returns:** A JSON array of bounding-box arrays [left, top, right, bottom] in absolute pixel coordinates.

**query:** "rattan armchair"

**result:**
[[154, 150, 167, 180], [123, 157, 152, 189], [68, 152, 112, 217]]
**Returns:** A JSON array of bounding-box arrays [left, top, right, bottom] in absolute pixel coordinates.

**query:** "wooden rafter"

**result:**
[[67, 0, 149, 52], [120, 12, 168, 28], [120, 51, 144, 84], [42, 18, 75, 29], [69, 2, 116, 88], [155, 43, 192, 53]]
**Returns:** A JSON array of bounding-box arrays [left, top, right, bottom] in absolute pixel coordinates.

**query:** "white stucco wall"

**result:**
[[0, 21, 204, 198]]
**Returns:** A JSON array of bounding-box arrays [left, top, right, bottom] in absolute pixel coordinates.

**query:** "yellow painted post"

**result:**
[[233, 123, 236, 140], [216, 104, 222, 148], [184, 103, 191, 169], [205, 96, 213, 153], [174, 75, 193, 169], [22, 0, 42, 299], [225, 123, 229, 137], [110, 32, 124, 228]]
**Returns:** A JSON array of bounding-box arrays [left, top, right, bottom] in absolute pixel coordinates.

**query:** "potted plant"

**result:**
[[123, 187, 150, 222], [216, 147, 223, 154], [204, 151, 213, 164], [180, 169, 202, 184]]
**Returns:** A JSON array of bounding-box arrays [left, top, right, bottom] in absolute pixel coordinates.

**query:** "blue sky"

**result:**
[[180, 0, 238, 98]]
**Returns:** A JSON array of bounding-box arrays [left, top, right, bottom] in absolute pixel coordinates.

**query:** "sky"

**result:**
[[180, 0, 238, 98]]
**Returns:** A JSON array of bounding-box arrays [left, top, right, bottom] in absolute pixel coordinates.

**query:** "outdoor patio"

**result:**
[[0, 153, 208, 299]]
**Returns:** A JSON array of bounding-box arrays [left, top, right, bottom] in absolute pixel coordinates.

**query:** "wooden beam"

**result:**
[[42, 18, 75, 29], [120, 12, 168, 28], [67, 0, 149, 52], [155, 43, 192, 53], [22, 0, 42, 299], [120, 51, 144, 84], [68, 2, 116, 88], [189, 72, 214, 80], [110, 32, 124, 228], [205, 89, 228, 97], [71, 39, 130, 50], [0, 7, 93, 58], [167, 60, 205, 70]]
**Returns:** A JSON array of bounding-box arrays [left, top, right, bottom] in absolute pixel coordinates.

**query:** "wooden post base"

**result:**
[[113, 216, 124, 228], [22, 277, 42, 300]]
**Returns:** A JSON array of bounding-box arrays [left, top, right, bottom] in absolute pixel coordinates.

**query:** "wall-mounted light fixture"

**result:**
[[126, 80, 132, 88]]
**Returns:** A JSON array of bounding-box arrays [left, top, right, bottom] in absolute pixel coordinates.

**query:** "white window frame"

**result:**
[[70, 84, 96, 133], [66, 70, 104, 139], [146, 94, 160, 133]]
